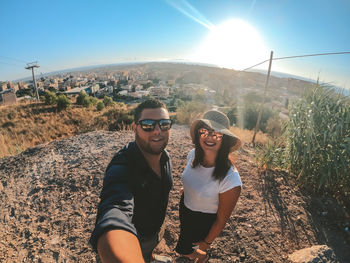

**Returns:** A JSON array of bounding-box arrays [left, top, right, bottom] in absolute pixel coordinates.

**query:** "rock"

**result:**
[[288, 245, 339, 263]]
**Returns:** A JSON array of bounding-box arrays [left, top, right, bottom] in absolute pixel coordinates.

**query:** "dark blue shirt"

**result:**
[[90, 141, 172, 251]]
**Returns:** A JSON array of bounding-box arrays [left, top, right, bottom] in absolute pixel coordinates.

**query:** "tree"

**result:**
[[44, 91, 57, 105], [96, 101, 105, 111], [56, 95, 71, 111], [226, 106, 238, 126], [76, 90, 89, 105], [103, 96, 115, 107]]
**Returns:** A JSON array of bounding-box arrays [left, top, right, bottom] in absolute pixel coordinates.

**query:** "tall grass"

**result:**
[[288, 84, 350, 195], [257, 84, 350, 198]]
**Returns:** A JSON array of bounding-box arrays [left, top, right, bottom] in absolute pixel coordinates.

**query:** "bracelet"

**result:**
[[203, 240, 212, 245]]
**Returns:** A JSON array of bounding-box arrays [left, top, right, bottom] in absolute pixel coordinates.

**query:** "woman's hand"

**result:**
[[193, 240, 211, 251]]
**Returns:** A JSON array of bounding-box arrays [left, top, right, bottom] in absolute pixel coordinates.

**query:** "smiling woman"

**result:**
[[189, 19, 269, 70]]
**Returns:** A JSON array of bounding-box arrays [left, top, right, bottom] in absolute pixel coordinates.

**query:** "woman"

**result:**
[[175, 110, 242, 262]]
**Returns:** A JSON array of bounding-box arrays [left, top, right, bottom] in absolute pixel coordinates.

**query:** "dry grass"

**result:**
[[0, 101, 269, 159], [0, 101, 122, 158], [230, 126, 268, 146]]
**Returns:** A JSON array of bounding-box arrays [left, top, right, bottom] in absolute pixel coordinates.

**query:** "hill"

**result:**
[[1, 127, 349, 262]]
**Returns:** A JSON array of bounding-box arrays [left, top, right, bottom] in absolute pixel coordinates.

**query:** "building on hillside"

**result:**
[[0, 89, 17, 105], [62, 84, 99, 96], [148, 86, 169, 98], [0, 82, 7, 92]]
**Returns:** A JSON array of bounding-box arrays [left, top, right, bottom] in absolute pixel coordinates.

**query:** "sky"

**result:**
[[1, 0, 350, 88]]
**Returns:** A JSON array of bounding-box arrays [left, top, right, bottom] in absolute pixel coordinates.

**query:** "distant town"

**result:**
[[0, 62, 313, 119]]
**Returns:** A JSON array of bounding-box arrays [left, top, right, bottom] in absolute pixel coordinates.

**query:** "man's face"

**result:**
[[133, 107, 170, 155]]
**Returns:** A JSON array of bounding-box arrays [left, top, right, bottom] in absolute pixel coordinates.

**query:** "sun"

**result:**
[[189, 19, 269, 70]]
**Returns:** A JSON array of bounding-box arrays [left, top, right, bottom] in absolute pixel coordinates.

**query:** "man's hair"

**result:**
[[134, 99, 167, 122]]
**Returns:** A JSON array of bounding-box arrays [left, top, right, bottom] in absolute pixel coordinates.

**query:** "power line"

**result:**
[[274, 51, 350, 61], [241, 51, 350, 71], [0, 61, 26, 67], [241, 59, 269, 72], [0, 55, 28, 64]]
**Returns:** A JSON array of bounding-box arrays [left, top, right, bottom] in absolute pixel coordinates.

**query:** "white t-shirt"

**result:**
[[182, 149, 242, 213]]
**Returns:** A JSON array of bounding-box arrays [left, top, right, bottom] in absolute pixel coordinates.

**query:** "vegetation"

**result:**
[[243, 104, 276, 132], [257, 84, 350, 199], [96, 101, 105, 111], [56, 95, 71, 111], [44, 91, 57, 105], [175, 101, 209, 125], [0, 101, 133, 158]]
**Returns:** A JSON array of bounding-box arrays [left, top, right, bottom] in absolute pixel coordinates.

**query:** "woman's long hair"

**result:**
[[192, 122, 235, 181]]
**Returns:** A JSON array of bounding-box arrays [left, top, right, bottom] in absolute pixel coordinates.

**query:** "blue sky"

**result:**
[[1, 0, 349, 88]]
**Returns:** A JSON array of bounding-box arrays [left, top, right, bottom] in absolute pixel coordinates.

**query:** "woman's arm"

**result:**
[[195, 186, 241, 251]]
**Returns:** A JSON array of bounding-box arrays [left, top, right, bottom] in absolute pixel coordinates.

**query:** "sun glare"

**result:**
[[189, 19, 269, 70]]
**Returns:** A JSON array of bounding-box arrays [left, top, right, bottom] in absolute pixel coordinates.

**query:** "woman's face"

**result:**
[[198, 127, 222, 155]]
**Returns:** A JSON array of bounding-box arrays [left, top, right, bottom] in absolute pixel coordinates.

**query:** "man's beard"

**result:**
[[135, 132, 168, 155]]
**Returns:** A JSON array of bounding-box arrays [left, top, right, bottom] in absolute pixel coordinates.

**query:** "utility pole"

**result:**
[[25, 62, 40, 100], [252, 51, 273, 146]]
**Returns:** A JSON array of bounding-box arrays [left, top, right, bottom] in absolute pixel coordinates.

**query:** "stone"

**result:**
[[288, 245, 339, 263]]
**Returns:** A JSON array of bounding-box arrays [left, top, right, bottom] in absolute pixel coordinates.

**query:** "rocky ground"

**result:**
[[0, 125, 349, 263]]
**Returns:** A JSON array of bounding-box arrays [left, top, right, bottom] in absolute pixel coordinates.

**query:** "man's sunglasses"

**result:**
[[137, 119, 172, 132], [198, 128, 223, 141]]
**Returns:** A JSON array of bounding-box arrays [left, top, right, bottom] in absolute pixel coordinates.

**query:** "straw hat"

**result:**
[[190, 110, 241, 152]]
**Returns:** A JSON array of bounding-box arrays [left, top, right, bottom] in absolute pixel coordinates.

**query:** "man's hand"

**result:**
[[193, 240, 210, 251], [97, 229, 145, 263]]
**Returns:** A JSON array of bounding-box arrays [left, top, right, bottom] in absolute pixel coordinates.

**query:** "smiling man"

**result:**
[[90, 99, 173, 263]]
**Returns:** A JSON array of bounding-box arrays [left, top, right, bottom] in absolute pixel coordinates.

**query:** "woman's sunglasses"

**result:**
[[137, 119, 172, 132], [198, 128, 223, 141]]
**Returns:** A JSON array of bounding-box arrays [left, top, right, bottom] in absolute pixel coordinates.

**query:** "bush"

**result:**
[[287, 84, 350, 195], [226, 106, 238, 126], [96, 101, 105, 111], [103, 96, 115, 107], [76, 90, 88, 105], [103, 106, 133, 130], [176, 101, 208, 125], [243, 104, 276, 132], [56, 95, 71, 111], [82, 96, 92, 107], [90, 97, 99, 106], [266, 116, 284, 138], [44, 91, 57, 105]]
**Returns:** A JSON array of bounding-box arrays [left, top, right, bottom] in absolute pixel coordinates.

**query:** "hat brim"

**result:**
[[190, 119, 241, 152]]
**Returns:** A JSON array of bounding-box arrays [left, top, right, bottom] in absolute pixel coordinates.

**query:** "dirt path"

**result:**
[[0, 126, 349, 262]]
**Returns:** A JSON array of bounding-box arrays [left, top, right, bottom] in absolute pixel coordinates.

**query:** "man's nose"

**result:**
[[153, 123, 161, 133]]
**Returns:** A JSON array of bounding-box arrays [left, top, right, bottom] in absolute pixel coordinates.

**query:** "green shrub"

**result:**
[[76, 90, 88, 105], [56, 95, 71, 111], [103, 107, 133, 130], [288, 84, 350, 195], [243, 104, 276, 132], [96, 101, 105, 111], [90, 97, 99, 106], [226, 106, 238, 126], [176, 101, 209, 125], [103, 96, 115, 107], [44, 91, 57, 105], [256, 139, 288, 170], [82, 96, 92, 107], [266, 116, 284, 138]]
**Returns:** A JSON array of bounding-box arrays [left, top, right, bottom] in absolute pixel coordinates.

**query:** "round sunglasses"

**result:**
[[198, 127, 223, 141], [137, 119, 172, 132]]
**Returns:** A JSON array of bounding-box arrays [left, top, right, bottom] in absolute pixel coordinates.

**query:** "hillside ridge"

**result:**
[[1, 127, 349, 262]]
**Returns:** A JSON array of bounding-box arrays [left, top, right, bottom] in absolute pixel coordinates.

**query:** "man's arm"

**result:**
[[97, 229, 144, 263], [90, 165, 144, 262]]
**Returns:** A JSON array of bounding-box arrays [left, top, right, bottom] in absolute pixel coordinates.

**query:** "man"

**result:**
[[90, 99, 173, 263]]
